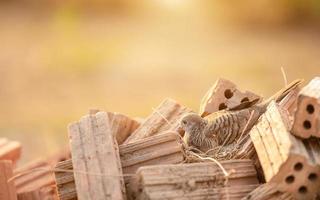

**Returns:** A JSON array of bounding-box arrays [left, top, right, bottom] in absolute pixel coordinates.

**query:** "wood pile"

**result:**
[[1, 77, 320, 199]]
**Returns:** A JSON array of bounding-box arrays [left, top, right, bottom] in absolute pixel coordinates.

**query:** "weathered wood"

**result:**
[[124, 98, 193, 144], [292, 77, 320, 138], [0, 138, 21, 165], [14, 147, 70, 199], [129, 159, 259, 200], [120, 131, 184, 177], [17, 186, 57, 200], [55, 131, 184, 200], [250, 101, 320, 199], [0, 160, 17, 200], [68, 111, 126, 200], [200, 78, 261, 117], [55, 160, 77, 200], [88, 110, 140, 145], [242, 183, 294, 200]]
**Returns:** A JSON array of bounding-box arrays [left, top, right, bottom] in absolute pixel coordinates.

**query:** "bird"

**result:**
[[180, 79, 302, 153]]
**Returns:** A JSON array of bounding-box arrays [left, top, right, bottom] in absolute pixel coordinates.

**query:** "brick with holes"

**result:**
[[199, 78, 261, 117], [292, 77, 320, 138], [250, 101, 320, 199]]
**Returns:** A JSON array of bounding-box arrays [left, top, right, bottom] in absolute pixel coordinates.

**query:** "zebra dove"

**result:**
[[180, 79, 302, 152]]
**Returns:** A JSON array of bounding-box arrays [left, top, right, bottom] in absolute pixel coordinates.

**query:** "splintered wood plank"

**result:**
[[88, 110, 140, 145], [54, 131, 184, 200], [0, 138, 21, 165], [242, 183, 294, 200], [0, 160, 17, 200], [68, 112, 126, 200], [106, 112, 140, 145], [124, 98, 193, 144], [199, 78, 261, 117], [120, 131, 184, 176], [17, 186, 57, 200], [14, 147, 70, 199], [55, 160, 77, 200], [130, 160, 259, 200], [292, 77, 320, 138], [250, 101, 320, 199]]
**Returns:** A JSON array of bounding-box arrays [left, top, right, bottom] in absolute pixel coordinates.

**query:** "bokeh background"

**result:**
[[1, 0, 320, 163]]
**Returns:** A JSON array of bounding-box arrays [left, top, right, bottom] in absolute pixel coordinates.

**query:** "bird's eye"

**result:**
[[182, 120, 187, 125]]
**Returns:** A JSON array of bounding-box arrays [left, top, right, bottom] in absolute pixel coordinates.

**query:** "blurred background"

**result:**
[[1, 0, 320, 163]]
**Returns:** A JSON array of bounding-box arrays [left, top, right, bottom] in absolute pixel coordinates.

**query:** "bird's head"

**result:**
[[180, 113, 206, 134]]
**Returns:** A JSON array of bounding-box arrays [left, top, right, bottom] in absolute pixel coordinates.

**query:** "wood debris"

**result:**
[[68, 111, 126, 200], [3, 77, 320, 200], [124, 98, 193, 144], [0, 138, 21, 165], [129, 159, 259, 200], [0, 160, 17, 200], [54, 131, 184, 200]]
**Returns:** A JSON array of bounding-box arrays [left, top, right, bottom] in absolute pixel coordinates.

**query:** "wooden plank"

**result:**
[[124, 98, 193, 144], [68, 111, 126, 200], [14, 147, 70, 199], [0, 138, 21, 165], [249, 101, 320, 199], [0, 160, 17, 200], [17, 186, 57, 200], [129, 160, 259, 200], [292, 77, 320, 138], [54, 131, 184, 200], [199, 78, 261, 117], [55, 160, 77, 200], [242, 183, 294, 200]]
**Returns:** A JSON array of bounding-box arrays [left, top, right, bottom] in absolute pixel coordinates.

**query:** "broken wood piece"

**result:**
[[250, 101, 320, 199], [17, 186, 57, 200], [55, 160, 77, 200], [242, 183, 294, 200], [124, 98, 193, 144], [68, 111, 126, 200], [129, 159, 259, 200], [88, 110, 140, 145], [292, 77, 320, 138], [54, 131, 184, 200], [0, 160, 17, 200], [107, 112, 140, 145], [14, 147, 70, 199], [200, 78, 261, 117], [0, 138, 21, 165]]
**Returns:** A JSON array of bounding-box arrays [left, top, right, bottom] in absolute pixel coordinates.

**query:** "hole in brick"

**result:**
[[224, 89, 233, 99], [308, 173, 317, 181], [306, 104, 315, 114], [303, 120, 312, 130], [285, 175, 295, 184], [219, 103, 227, 110], [241, 97, 249, 103], [294, 162, 303, 171], [298, 186, 307, 194]]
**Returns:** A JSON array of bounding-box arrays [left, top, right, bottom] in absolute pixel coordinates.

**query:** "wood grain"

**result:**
[[0, 160, 17, 200], [130, 159, 259, 200], [124, 98, 193, 144], [68, 111, 126, 200]]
